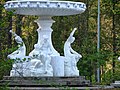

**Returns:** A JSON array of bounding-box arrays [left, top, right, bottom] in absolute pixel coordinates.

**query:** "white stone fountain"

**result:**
[[5, 0, 86, 77]]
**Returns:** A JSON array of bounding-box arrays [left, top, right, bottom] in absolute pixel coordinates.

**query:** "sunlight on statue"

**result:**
[[64, 28, 82, 76]]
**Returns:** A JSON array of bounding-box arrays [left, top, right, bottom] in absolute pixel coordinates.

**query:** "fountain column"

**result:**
[[35, 16, 60, 56], [35, 16, 64, 76]]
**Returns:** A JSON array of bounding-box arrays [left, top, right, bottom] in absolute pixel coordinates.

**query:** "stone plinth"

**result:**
[[0, 76, 90, 87], [0, 76, 115, 90]]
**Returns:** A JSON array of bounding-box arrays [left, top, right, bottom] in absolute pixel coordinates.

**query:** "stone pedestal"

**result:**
[[51, 56, 65, 76], [0, 76, 90, 87], [0, 76, 115, 90]]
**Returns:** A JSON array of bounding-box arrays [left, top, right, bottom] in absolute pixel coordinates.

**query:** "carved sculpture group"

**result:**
[[8, 28, 82, 77]]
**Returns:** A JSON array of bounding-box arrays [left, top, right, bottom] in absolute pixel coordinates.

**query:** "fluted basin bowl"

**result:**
[[4, 0, 86, 16]]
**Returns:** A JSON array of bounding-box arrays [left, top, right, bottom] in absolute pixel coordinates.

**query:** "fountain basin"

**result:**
[[4, 0, 86, 16]]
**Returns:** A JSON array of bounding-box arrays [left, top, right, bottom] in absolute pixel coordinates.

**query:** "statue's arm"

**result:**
[[70, 46, 78, 54], [70, 46, 82, 58], [70, 28, 77, 37], [66, 28, 77, 42], [10, 49, 19, 55]]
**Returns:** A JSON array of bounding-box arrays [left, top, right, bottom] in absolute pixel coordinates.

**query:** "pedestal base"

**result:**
[[0, 76, 114, 90], [0, 76, 90, 87]]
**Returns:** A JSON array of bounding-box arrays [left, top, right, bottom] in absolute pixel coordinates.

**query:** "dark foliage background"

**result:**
[[0, 0, 120, 84]]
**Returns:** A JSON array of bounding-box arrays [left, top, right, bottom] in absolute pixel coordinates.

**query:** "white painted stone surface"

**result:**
[[4, 0, 86, 16], [51, 56, 65, 76]]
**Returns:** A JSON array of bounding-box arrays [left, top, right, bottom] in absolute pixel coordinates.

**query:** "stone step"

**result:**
[[0, 76, 115, 90], [3, 76, 86, 81], [3, 86, 115, 90], [0, 80, 90, 86], [0, 76, 90, 87]]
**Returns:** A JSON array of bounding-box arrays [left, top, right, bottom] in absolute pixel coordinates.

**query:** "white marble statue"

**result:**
[[29, 44, 41, 59], [8, 30, 53, 76], [38, 35, 53, 76], [8, 28, 82, 77], [7, 30, 27, 76], [29, 35, 53, 76], [8, 30, 26, 60], [29, 59, 44, 76], [64, 28, 82, 76]]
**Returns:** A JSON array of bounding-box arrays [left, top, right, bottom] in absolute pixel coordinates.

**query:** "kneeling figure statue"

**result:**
[[64, 28, 82, 76]]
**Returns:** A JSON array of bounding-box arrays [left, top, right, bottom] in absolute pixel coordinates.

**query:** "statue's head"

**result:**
[[34, 44, 39, 49], [15, 36, 23, 44]]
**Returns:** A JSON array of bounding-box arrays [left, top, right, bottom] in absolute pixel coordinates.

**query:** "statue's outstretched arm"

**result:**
[[67, 28, 77, 42], [70, 28, 77, 37], [70, 46, 78, 54], [11, 49, 19, 55]]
